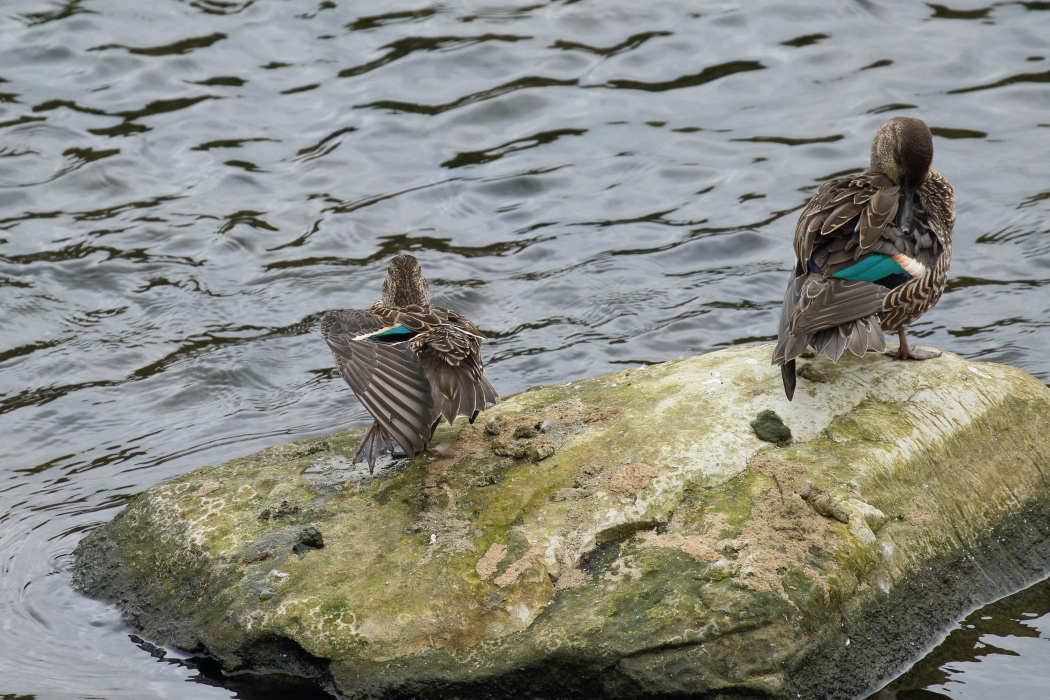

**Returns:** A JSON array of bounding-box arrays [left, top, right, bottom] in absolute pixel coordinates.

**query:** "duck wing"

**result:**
[[321, 309, 436, 457], [789, 276, 888, 336], [774, 173, 901, 392], [795, 171, 899, 262], [411, 309, 498, 427]]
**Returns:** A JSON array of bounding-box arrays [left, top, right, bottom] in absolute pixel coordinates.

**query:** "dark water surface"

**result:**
[[1, 0, 1048, 697]]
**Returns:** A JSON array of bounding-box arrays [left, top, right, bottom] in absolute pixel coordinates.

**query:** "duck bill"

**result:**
[[898, 185, 917, 235]]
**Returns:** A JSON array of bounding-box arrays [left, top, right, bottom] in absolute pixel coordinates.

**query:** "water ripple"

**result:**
[[338, 34, 531, 80], [949, 68, 1050, 94], [89, 32, 228, 56], [598, 59, 765, 92], [360, 75, 580, 115], [0, 0, 1048, 698]]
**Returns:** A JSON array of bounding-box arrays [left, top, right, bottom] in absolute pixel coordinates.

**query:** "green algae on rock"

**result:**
[[73, 343, 1050, 699], [750, 408, 792, 444]]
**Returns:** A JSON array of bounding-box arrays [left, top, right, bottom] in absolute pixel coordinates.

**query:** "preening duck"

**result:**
[[322, 254, 499, 471], [772, 116, 956, 400]]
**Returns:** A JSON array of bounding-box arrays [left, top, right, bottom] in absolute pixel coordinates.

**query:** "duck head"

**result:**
[[870, 116, 934, 191], [382, 254, 431, 307]]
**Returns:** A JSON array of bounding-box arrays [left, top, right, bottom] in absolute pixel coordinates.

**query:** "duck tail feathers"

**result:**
[[812, 316, 886, 362], [782, 360, 797, 401]]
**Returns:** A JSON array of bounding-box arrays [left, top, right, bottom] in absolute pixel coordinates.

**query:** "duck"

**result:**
[[772, 116, 956, 400], [321, 254, 499, 471]]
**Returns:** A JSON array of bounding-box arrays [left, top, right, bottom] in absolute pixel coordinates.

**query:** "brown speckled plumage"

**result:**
[[322, 254, 498, 471], [773, 117, 956, 400]]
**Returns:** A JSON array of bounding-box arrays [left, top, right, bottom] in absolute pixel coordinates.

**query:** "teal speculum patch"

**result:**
[[831, 254, 908, 283], [371, 325, 415, 341]]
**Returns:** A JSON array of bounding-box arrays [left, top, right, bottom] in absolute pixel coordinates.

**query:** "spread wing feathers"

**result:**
[[321, 309, 436, 457], [796, 172, 899, 261], [421, 359, 499, 426], [789, 277, 888, 337], [413, 322, 498, 426]]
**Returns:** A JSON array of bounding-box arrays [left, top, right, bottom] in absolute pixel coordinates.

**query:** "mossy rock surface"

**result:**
[[73, 343, 1050, 699]]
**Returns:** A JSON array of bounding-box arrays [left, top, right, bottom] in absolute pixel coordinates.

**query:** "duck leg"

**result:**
[[353, 422, 395, 474], [888, 329, 942, 361]]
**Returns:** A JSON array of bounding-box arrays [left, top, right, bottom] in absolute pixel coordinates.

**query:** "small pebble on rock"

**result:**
[[292, 526, 325, 555]]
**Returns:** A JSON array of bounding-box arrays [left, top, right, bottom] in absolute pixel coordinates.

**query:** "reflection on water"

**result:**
[[1, 0, 1048, 698], [870, 575, 1050, 700]]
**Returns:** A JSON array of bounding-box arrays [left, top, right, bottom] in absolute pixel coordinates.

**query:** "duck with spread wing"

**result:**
[[773, 117, 956, 400], [322, 254, 499, 471]]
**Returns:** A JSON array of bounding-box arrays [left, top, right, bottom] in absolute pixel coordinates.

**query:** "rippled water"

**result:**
[[1, 0, 1048, 698]]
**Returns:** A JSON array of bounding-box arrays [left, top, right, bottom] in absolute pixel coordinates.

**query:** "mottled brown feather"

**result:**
[[323, 254, 499, 469], [774, 117, 955, 401]]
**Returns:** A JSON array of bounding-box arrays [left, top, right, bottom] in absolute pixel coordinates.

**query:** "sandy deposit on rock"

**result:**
[[734, 455, 834, 595], [609, 463, 664, 496]]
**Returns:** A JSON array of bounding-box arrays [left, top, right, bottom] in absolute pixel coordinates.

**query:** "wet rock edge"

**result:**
[[73, 493, 1050, 700], [73, 517, 338, 696], [788, 497, 1050, 699]]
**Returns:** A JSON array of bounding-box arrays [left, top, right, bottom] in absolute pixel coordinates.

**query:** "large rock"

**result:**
[[74, 343, 1050, 699]]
